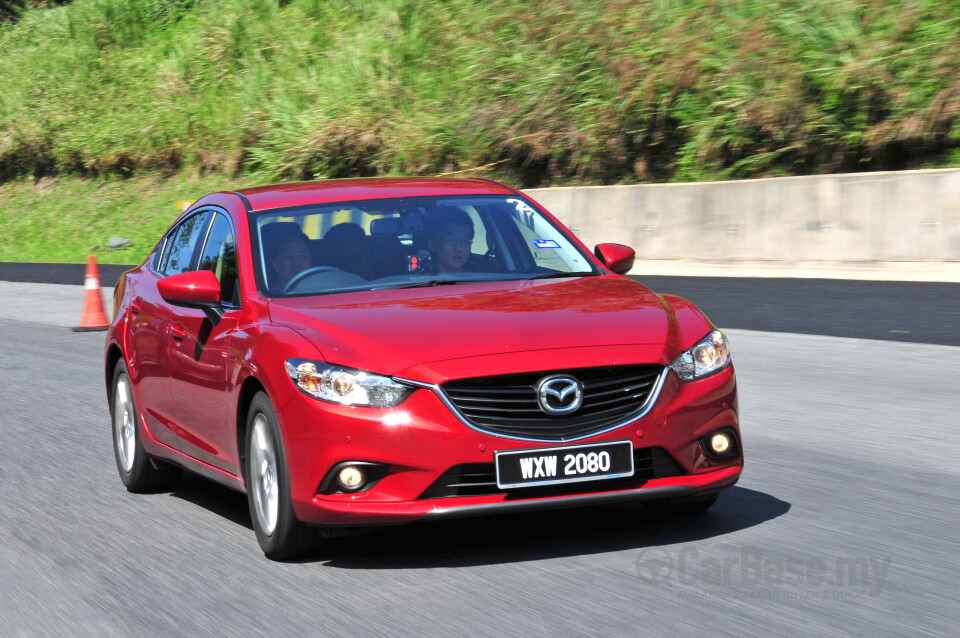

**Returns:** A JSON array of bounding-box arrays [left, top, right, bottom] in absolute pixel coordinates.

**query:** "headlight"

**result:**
[[669, 329, 731, 382], [285, 359, 412, 407]]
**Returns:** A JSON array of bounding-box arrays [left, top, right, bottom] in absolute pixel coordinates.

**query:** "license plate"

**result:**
[[495, 440, 634, 489]]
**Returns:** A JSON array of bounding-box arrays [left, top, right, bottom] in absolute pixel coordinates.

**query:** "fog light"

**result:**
[[337, 466, 364, 490], [710, 433, 731, 454]]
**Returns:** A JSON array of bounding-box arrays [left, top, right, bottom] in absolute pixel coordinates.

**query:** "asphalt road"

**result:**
[[639, 276, 960, 347], [0, 262, 136, 287], [0, 284, 958, 637]]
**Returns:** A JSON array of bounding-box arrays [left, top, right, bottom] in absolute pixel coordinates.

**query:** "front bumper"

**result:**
[[277, 365, 742, 526]]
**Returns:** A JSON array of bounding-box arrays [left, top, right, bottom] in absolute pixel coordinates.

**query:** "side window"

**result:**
[[506, 213, 588, 272], [508, 216, 568, 271], [461, 207, 489, 255], [197, 213, 240, 306], [151, 236, 168, 272], [161, 213, 209, 276]]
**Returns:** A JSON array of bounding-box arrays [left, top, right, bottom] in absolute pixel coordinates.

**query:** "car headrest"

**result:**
[[370, 216, 423, 237], [260, 221, 307, 247], [324, 222, 365, 244]]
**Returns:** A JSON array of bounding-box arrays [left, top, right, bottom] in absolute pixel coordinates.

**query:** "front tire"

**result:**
[[111, 360, 180, 492], [245, 392, 321, 560]]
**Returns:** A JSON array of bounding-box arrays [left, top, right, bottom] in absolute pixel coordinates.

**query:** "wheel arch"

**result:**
[[105, 343, 124, 413], [236, 375, 268, 485]]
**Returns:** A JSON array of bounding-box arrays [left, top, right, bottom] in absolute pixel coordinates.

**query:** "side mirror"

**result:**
[[158, 270, 224, 322], [594, 243, 636, 275]]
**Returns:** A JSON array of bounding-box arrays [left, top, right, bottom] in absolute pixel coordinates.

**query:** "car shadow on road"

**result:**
[[163, 476, 789, 567], [168, 472, 253, 531], [318, 486, 789, 569]]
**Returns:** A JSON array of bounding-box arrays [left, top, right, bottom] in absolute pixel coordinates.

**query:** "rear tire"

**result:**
[[245, 392, 322, 560], [641, 493, 719, 516], [111, 360, 180, 492]]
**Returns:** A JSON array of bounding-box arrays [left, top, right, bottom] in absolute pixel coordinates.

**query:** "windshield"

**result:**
[[252, 195, 599, 296]]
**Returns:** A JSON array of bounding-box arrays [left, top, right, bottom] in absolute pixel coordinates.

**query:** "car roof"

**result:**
[[233, 177, 518, 212]]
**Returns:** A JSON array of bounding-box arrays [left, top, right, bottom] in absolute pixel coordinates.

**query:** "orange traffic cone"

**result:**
[[72, 255, 110, 332]]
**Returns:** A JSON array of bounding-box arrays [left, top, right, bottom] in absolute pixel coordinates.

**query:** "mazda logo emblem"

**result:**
[[537, 375, 583, 415]]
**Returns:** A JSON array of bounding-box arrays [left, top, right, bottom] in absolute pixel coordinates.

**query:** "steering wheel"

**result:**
[[282, 266, 345, 293]]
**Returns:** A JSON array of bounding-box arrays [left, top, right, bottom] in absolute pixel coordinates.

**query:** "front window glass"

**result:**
[[161, 213, 209, 276], [253, 195, 597, 296], [197, 213, 239, 306]]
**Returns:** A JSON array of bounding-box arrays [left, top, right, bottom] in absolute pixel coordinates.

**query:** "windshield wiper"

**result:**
[[525, 271, 595, 280], [367, 272, 594, 291], [372, 279, 472, 290]]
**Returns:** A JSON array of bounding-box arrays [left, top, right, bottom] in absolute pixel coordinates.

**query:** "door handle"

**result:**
[[171, 325, 185, 344], [130, 299, 141, 317]]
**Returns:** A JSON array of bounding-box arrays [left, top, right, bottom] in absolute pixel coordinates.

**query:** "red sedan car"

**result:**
[[106, 177, 742, 559]]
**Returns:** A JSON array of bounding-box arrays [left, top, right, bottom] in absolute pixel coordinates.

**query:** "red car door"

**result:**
[[165, 212, 243, 475], [125, 268, 181, 451], [165, 309, 238, 473], [137, 211, 213, 454]]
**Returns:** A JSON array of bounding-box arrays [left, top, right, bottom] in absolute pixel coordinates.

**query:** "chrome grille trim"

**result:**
[[395, 367, 668, 443]]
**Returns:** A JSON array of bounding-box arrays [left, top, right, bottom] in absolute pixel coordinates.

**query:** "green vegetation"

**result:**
[[0, 173, 242, 263], [1, 0, 959, 263]]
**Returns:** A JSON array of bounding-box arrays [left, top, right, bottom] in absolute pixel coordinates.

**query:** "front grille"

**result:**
[[419, 446, 683, 500], [441, 365, 663, 441]]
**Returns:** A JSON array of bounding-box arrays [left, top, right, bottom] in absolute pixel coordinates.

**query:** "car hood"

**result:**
[[267, 276, 710, 383]]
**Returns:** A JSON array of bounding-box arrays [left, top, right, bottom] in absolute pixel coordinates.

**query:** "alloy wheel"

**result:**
[[114, 373, 136, 473], [250, 414, 279, 535]]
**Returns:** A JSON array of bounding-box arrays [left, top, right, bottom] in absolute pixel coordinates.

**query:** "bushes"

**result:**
[[0, 0, 958, 186], [1, 1, 71, 24]]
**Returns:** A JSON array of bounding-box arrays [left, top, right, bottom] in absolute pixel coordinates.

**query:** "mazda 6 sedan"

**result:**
[[106, 177, 743, 559]]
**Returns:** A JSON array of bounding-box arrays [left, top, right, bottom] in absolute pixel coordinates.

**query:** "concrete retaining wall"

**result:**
[[524, 168, 960, 281]]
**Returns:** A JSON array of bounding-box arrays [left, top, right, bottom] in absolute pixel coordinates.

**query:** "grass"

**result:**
[[0, 0, 959, 263], [0, 173, 243, 263]]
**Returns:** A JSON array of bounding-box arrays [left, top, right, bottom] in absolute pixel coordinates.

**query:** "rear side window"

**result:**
[[506, 208, 582, 272], [151, 236, 168, 272], [197, 213, 240, 306], [161, 213, 209, 276], [461, 207, 489, 255]]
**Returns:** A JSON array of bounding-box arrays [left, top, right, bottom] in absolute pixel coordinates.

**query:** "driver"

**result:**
[[427, 209, 474, 273], [270, 232, 312, 292]]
